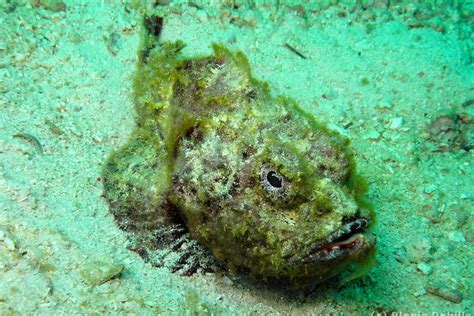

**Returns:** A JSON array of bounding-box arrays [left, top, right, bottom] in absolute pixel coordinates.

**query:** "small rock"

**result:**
[[423, 184, 436, 194], [195, 10, 208, 23], [230, 11, 240, 21], [427, 115, 459, 150], [389, 117, 404, 130], [362, 130, 380, 140], [405, 237, 432, 263], [68, 31, 83, 44], [221, 275, 234, 286], [144, 300, 157, 308], [242, 10, 257, 27], [459, 121, 474, 151], [416, 262, 432, 275], [328, 123, 349, 137], [306, 1, 332, 11], [414, 6, 433, 21], [413, 289, 426, 297], [33, 0, 66, 12], [372, 0, 388, 9], [360, 0, 375, 9], [106, 32, 121, 56], [448, 231, 466, 243], [376, 95, 393, 109], [80, 258, 124, 286], [394, 246, 408, 264], [339, 0, 359, 12], [14, 53, 27, 63], [220, 8, 231, 20], [0, 228, 16, 251], [426, 284, 463, 304]]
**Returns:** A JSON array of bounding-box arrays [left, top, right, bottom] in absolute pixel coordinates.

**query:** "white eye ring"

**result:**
[[260, 163, 289, 199]]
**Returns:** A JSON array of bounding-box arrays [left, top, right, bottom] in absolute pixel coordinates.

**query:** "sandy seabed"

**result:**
[[0, 0, 472, 314]]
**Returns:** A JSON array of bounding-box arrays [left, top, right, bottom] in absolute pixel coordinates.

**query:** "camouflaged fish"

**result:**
[[102, 30, 376, 287]]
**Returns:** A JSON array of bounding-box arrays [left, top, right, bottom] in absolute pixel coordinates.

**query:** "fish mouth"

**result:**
[[288, 217, 376, 265]]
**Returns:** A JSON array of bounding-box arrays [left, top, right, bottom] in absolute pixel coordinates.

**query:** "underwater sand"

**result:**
[[0, 1, 472, 314]]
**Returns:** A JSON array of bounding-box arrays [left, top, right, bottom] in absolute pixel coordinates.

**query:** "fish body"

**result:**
[[102, 40, 376, 287]]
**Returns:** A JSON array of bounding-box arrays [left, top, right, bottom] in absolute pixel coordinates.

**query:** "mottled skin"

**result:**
[[102, 38, 376, 287]]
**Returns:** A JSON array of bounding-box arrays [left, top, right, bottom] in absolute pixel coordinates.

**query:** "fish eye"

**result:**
[[260, 163, 289, 198], [267, 171, 282, 188]]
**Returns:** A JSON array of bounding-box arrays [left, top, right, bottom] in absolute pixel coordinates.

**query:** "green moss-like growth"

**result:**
[[102, 32, 376, 287]]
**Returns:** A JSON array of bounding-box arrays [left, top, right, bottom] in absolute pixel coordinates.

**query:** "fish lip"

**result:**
[[326, 217, 369, 244], [288, 217, 373, 265]]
